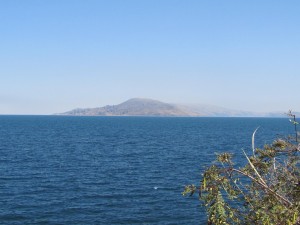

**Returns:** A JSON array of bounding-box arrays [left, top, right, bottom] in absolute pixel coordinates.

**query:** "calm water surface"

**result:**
[[0, 116, 293, 224]]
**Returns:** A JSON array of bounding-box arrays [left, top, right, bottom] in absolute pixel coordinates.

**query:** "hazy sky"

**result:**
[[1, 0, 299, 114]]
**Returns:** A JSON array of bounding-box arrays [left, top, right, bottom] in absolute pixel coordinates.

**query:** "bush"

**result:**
[[183, 113, 300, 224]]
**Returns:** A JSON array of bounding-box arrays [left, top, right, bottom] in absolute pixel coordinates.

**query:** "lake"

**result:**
[[0, 116, 293, 224]]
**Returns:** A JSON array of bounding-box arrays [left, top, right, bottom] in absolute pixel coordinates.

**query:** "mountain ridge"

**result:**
[[58, 98, 293, 117], [59, 98, 198, 117]]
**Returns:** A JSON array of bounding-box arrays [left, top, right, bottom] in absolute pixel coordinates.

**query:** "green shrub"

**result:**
[[183, 113, 300, 225]]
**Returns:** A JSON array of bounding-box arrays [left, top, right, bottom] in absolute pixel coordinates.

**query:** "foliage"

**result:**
[[183, 114, 300, 225]]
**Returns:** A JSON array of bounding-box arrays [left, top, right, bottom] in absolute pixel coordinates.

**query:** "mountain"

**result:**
[[59, 98, 199, 116], [58, 98, 293, 117]]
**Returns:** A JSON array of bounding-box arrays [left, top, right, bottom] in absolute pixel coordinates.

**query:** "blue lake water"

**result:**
[[0, 116, 293, 224]]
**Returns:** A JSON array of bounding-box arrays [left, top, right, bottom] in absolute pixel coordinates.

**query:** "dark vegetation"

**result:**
[[183, 111, 300, 224]]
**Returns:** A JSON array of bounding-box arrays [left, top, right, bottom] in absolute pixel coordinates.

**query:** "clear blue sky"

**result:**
[[1, 0, 299, 114]]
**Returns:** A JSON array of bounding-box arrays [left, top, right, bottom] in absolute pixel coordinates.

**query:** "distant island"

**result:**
[[57, 98, 291, 117], [58, 98, 195, 117]]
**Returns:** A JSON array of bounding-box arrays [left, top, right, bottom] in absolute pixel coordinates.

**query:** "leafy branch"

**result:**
[[183, 115, 300, 224]]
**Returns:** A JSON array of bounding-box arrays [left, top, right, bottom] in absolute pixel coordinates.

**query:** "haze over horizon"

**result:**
[[1, 1, 300, 115]]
